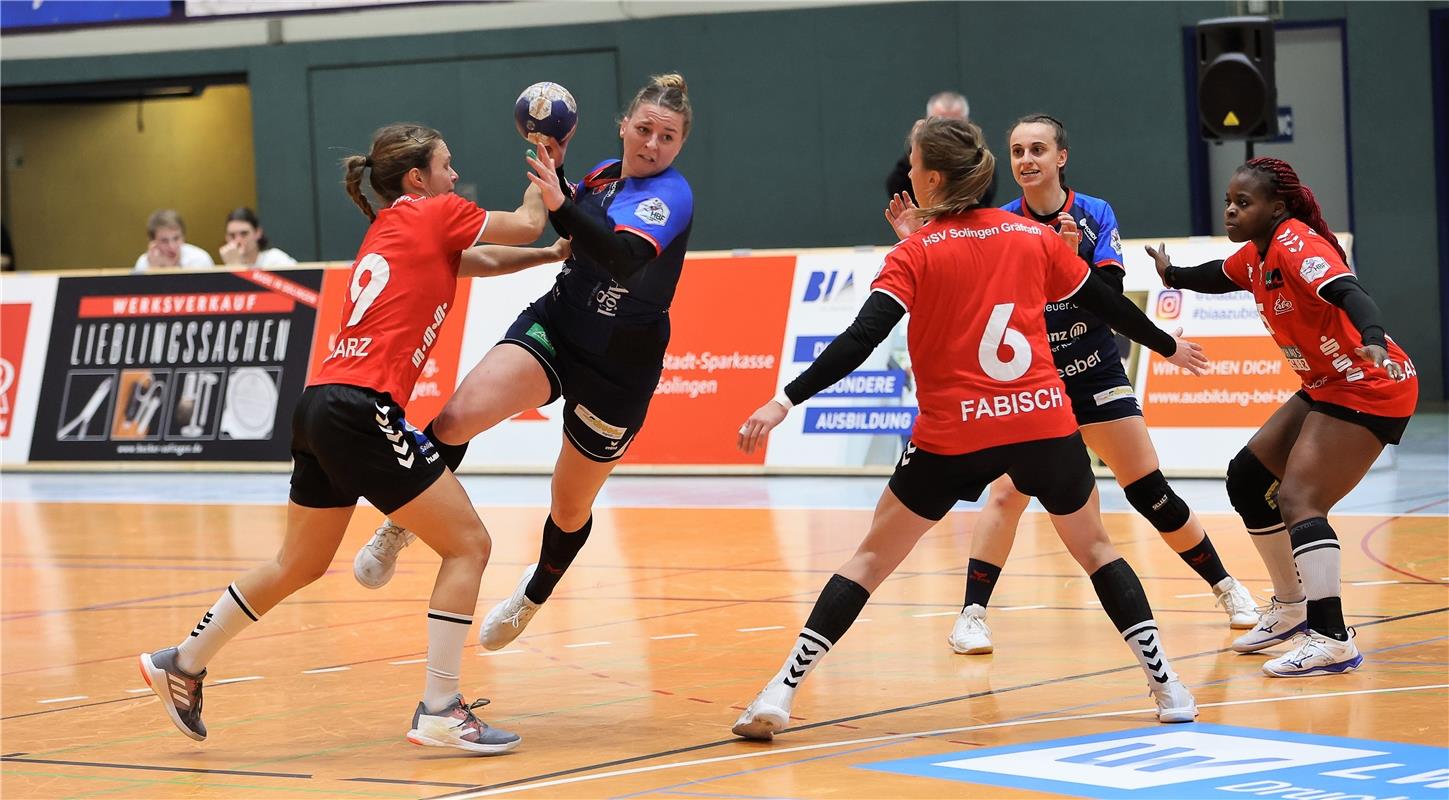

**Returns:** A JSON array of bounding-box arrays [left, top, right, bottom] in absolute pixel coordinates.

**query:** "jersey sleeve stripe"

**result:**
[[614, 224, 662, 256], [1094, 259, 1123, 268], [1051, 267, 1092, 302], [872, 287, 909, 311], [473, 210, 490, 247]]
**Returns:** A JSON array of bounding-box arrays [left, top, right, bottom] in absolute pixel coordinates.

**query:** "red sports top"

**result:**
[[1221, 218, 1417, 417], [310, 193, 488, 406], [872, 208, 1090, 455]]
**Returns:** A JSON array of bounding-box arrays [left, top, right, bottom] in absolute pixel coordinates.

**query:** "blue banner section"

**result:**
[[802, 406, 916, 435], [1, 1, 173, 30], [816, 370, 907, 399], [792, 335, 835, 363], [859, 723, 1449, 800]]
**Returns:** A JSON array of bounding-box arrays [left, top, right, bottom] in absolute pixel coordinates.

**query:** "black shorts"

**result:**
[[1064, 360, 1141, 426], [289, 384, 446, 514], [888, 433, 1097, 521], [1295, 389, 1410, 446], [501, 300, 663, 463]]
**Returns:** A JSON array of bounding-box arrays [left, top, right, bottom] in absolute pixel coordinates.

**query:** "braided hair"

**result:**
[[1235, 157, 1347, 262]]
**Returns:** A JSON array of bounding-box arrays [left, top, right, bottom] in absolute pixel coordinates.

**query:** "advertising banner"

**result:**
[[0, 274, 58, 465], [28, 269, 323, 462]]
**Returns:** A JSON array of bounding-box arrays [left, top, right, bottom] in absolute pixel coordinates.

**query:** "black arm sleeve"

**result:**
[[1319, 276, 1386, 349], [1095, 264, 1126, 294], [783, 292, 906, 404], [1164, 260, 1239, 294], [548, 165, 574, 239], [1068, 270, 1177, 356], [548, 198, 656, 281]]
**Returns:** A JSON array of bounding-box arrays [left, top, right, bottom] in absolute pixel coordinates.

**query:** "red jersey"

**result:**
[[310, 193, 488, 406], [1221, 218, 1416, 417], [872, 208, 1089, 455]]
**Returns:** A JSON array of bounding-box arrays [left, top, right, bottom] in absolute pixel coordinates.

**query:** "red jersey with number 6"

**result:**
[[1220, 218, 1416, 418], [871, 208, 1090, 455], [310, 193, 488, 406]]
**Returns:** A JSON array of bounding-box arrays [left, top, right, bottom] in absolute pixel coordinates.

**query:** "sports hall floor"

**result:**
[[2, 415, 1446, 799]]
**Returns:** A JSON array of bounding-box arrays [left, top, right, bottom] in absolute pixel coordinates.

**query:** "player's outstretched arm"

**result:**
[[460, 238, 570, 278], [482, 148, 560, 245], [1068, 270, 1209, 375], [1149, 243, 1237, 294], [737, 291, 905, 453]]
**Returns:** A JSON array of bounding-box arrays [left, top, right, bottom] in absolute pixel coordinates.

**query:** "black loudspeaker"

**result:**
[[1197, 16, 1278, 140]]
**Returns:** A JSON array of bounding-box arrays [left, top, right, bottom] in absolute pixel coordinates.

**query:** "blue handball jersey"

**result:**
[[549, 159, 694, 325], [1001, 189, 1125, 378]]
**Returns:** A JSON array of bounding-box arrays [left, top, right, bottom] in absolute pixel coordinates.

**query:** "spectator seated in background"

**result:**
[[220, 207, 298, 268], [134, 209, 216, 271], [886, 91, 994, 207]]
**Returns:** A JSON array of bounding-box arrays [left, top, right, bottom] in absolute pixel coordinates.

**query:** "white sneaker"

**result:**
[[479, 564, 541, 651], [1262, 629, 1362, 677], [1231, 596, 1307, 652], [1151, 678, 1198, 723], [354, 520, 415, 589], [407, 694, 520, 754], [947, 604, 993, 654], [1213, 577, 1259, 629], [731, 682, 794, 741]]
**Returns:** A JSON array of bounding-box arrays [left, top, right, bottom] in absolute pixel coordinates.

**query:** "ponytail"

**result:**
[[910, 117, 996, 219]]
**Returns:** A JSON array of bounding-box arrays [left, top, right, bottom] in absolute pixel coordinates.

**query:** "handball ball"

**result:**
[[514, 82, 578, 142]]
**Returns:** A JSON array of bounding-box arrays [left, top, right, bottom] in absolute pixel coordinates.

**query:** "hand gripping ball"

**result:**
[[514, 82, 578, 142]]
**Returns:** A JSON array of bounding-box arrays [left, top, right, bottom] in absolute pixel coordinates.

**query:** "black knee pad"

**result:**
[[1122, 470, 1191, 533], [1226, 448, 1282, 531]]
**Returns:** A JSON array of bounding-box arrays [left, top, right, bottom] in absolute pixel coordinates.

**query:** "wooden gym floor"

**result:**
[[2, 422, 1446, 798]]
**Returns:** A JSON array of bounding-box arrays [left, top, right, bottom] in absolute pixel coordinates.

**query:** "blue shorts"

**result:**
[[501, 299, 663, 462], [1062, 359, 1141, 426]]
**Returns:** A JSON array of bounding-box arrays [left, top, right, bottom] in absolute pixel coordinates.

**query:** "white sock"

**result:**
[[1121, 620, 1178, 686], [771, 628, 833, 694], [424, 609, 472, 712], [176, 583, 258, 675], [1249, 523, 1304, 602]]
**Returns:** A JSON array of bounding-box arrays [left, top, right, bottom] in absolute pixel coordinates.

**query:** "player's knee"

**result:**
[[1273, 480, 1322, 527], [550, 500, 594, 531], [1225, 448, 1282, 530], [1122, 470, 1191, 533], [430, 407, 470, 447], [278, 551, 331, 587], [985, 484, 1030, 514]]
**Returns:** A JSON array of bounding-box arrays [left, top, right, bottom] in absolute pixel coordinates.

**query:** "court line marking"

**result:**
[[909, 612, 956, 618], [390, 658, 426, 665], [36, 696, 86, 704], [124, 688, 151, 694], [212, 676, 263, 685], [649, 633, 698, 640], [1351, 580, 1400, 586], [445, 683, 1449, 799], [997, 604, 1048, 612], [1175, 592, 1215, 598], [563, 641, 611, 649], [0, 754, 311, 779], [479, 649, 524, 657], [736, 625, 786, 632], [301, 666, 351, 674]]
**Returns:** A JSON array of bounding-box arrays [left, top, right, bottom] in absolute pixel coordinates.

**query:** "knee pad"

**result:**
[[1122, 470, 1191, 533], [1226, 448, 1283, 531]]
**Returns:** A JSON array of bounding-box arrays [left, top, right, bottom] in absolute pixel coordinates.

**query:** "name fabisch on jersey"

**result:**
[[70, 319, 291, 366], [961, 385, 1064, 421], [920, 222, 1043, 247]]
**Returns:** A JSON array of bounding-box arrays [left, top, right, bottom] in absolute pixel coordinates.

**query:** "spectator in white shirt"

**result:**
[[220, 207, 298, 268], [135, 210, 216, 271]]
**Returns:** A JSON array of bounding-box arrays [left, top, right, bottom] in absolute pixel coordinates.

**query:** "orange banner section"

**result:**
[[1141, 335, 1301, 428], [306, 266, 471, 426], [626, 256, 796, 465], [79, 292, 294, 318]]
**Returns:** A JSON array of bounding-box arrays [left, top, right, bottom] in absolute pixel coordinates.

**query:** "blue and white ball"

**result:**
[[514, 81, 578, 142]]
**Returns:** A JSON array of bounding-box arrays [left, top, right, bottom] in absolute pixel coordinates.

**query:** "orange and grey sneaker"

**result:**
[[138, 647, 207, 741], [407, 695, 521, 754]]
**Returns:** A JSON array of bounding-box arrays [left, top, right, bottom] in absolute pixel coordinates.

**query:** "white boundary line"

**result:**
[[450, 683, 1449, 798]]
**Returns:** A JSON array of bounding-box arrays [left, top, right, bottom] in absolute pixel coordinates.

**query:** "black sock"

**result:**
[[1089, 558, 1152, 634], [1307, 597, 1348, 640], [423, 420, 469, 473], [524, 515, 592, 604], [803, 574, 871, 644], [1177, 536, 1230, 587], [963, 559, 1003, 609]]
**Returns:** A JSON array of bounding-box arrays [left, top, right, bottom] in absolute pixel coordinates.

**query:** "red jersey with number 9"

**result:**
[[310, 193, 488, 406], [872, 208, 1090, 455], [1220, 218, 1417, 417]]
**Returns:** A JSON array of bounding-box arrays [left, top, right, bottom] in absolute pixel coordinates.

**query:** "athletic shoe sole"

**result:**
[[1232, 622, 1308, 653], [1262, 654, 1364, 678], [948, 641, 993, 655], [406, 730, 521, 754], [138, 652, 206, 742], [731, 705, 788, 741]]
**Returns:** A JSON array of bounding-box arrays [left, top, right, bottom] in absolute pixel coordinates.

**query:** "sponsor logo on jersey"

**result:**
[[1281, 345, 1310, 372], [1318, 336, 1364, 382], [1058, 349, 1103, 378], [1263, 268, 1285, 290], [594, 283, 629, 317], [1299, 256, 1331, 282], [1275, 227, 1306, 254], [634, 197, 670, 226], [1109, 227, 1122, 255], [1069, 322, 1088, 338], [1078, 217, 1097, 245], [1093, 385, 1136, 407], [1273, 296, 1294, 315]]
